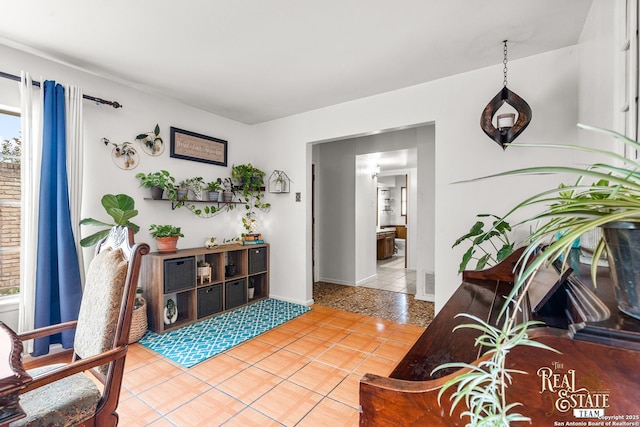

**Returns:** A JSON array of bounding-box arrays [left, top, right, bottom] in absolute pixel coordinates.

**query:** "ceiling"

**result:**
[[0, 1, 592, 125]]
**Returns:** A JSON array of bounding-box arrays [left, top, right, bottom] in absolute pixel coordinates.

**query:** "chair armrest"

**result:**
[[17, 320, 78, 342], [18, 345, 128, 395]]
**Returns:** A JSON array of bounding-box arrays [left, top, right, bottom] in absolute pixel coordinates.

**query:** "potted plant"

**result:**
[[439, 125, 640, 423], [248, 277, 255, 299], [231, 163, 265, 190], [197, 259, 211, 284], [176, 180, 190, 200], [184, 176, 207, 200], [135, 123, 163, 155], [79, 194, 140, 247], [135, 170, 176, 200], [149, 224, 184, 253], [221, 177, 234, 203], [207, 178, 223, 201]]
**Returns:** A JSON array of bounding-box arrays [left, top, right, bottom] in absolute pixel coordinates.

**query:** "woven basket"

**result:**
[[129, 297, 148, 344]]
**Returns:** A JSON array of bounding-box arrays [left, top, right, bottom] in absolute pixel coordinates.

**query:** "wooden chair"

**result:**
[[11, 226, 149, 427]]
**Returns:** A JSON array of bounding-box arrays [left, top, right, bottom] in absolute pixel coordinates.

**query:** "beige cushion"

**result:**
[[74, 247, 128, 374], [11, 364, 101, 427]]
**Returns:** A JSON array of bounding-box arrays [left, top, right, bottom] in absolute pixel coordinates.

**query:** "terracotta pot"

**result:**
[[156, 236, 179, 253]]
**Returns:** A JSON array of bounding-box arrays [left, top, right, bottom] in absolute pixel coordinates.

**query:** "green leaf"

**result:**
[[452, 221, 484, 247], [135, 133, 148, 140], [475, 254, 490, 270], [80, 229, 111, 247], [496, 244, 514, 262], [154, 124, 160, 136], [79, 218, 113, 227], [459, 247, 474, 273]]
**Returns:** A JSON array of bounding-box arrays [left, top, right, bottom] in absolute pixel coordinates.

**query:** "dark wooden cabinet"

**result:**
[[376, 230, 395, 260]]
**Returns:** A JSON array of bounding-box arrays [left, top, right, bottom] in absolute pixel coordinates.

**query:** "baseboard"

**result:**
[[267, 294, 314, 307], [316, 277, 355, 286]]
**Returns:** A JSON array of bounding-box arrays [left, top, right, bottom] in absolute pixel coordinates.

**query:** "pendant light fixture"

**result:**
[[480, 40, 532, 149]]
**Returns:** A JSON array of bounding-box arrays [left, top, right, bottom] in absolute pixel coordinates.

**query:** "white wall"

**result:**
[[355, 155, 377, 284], [256, 46, 580, 311], [417, 125, 436, 298]]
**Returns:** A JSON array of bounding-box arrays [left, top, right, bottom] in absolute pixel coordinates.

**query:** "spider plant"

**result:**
[[437, 124, 640, 425]]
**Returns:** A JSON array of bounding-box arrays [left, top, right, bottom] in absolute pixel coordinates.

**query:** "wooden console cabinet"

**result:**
[[376, 229, 396, 260], [140, 243, 269, 334]]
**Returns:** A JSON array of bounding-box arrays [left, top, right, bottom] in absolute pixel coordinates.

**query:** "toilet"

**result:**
[[394, 238, 405, 256]]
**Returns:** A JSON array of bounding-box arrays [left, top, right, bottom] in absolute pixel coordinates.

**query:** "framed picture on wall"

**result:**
[[169, 127, 227, 166]]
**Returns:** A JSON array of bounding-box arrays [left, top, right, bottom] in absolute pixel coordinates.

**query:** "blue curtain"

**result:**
[[33, 81, 83, 356]]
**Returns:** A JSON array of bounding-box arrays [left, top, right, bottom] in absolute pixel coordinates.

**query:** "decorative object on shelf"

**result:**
[[480, 40, 532, 149], [184, 176, 207, 200], [197, 259, 211, 285], [129, 288, 148, 344], [220, 237, 241, 246], [204, 237, 218, 249], [149, 224, 184, 253], [248, 277, 255, 299], [241, 233, 264, 246], [79, 194, 140, 247], [110, 141, 139, 170], [136, 123, 164, 156], [135, 170, 176, 200], [163, 298, 178, 325], [170, 127, 227, 166], [268, 170, 291, 193]]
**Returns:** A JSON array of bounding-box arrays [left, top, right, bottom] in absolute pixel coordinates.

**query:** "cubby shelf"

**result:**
[[140, 243, 269, 334]]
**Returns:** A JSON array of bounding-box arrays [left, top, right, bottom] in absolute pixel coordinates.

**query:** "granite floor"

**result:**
[[313, 282, 434, 328]]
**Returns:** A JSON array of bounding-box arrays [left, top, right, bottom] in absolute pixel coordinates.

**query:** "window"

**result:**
[[401, 187, 407, 217], [621, 0, 639, 158], [0, 106, 21, 296]]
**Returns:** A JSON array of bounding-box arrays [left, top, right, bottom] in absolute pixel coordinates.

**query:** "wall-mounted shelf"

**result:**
[[268, 170, 291, 193], [143, 198, 243, 210]]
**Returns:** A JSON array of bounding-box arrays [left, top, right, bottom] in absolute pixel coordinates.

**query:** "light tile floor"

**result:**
[[359, 255, 416, 294], [117, 305, 425, 426]]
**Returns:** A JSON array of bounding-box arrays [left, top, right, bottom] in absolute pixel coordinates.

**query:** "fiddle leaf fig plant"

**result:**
[[80, 194, 139, 247]]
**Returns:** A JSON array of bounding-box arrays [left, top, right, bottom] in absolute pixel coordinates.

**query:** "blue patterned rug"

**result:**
[[138, 298, 311, 368]]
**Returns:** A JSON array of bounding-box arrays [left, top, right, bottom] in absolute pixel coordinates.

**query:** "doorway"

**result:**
[[311, 126, 431, 297]]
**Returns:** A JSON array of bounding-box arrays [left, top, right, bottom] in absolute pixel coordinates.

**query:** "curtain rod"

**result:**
[[0, 71, 122, 109]]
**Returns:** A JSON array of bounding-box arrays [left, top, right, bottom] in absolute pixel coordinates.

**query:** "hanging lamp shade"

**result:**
[[480, 86, 532, 149], [480, 41, 532, 150]]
